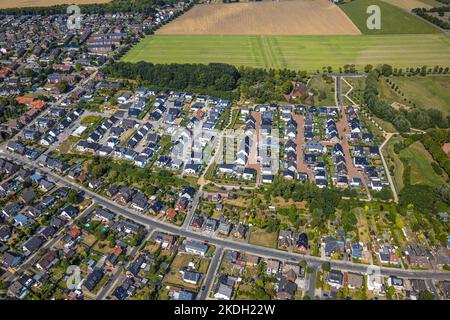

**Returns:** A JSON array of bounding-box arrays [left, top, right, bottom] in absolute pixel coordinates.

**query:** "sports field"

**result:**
[[122, 34, 450, 72], [157, 0, 360, 35], [340, 0, 441, 34]]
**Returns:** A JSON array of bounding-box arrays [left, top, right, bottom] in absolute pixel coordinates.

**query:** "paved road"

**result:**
[[96, 230, 154, 300], [311, 73, 367, 78], [198, 246, 224, 300], [379, 133, 399, 202], [307, 263, 318, 299], [1, 151, 449, 282], [426, 279, 441, 300], [20, 202, 97, 270]]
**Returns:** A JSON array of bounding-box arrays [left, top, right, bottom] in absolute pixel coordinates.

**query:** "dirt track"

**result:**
[[157, 0, 361, 35]]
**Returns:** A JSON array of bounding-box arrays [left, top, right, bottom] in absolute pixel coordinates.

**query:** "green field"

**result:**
[[384, 137, 448, 192], [307, 76, 336, 106], [122, 34, 450, 72], [399, 141, 448, 187], [340, 0, 442, 34], [380, 76, 450, 116]]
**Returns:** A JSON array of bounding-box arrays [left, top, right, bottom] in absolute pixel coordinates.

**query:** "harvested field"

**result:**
[[157, 0, 361, 35], [381, 0, 439, 10], [0, 0, 110, 8], [340, 0, 441, 34]]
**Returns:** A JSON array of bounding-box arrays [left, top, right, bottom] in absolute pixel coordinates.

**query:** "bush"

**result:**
[[431, 162, 443, 176]]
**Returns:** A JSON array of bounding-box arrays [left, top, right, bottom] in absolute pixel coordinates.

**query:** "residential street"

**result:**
[[96, 230, 154, 300], [0, 150, 448, 282], [197, 246, 224, 300]]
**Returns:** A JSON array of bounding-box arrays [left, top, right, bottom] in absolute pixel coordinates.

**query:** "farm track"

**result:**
[[260, 36, 278, 70]]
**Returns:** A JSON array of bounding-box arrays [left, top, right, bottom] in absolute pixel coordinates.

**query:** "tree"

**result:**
[[364, 64, 373, 73], [299, 260, 307, 269], [56, 80, 69, 93], [418, 290, 434, 300], [380, 64, 393, 77], [321, 262, 331, 272], [0, 279, 8, 290], [67, 189, 79, 204]]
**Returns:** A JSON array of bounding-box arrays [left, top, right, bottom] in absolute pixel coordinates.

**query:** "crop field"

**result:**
[[122, 34, 450, 72], [0, 0, 110, 8], [381, 0, 441, 11], [157, 0, 361, 35], [340, 0, 442, 34]]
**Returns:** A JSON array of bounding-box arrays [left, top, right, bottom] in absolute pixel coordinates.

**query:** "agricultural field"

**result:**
[[0, 0, 110, 8], [340, 0, 442, 34], [122, 34, 450, 72], [157, 0, 361, 35], [381, 0, 442, 10]]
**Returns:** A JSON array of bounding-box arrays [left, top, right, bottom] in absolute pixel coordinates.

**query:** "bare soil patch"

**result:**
[[443, 142, 450, 156]]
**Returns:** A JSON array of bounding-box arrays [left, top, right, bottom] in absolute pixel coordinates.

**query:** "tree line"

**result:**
[[102, 61, 309, 102], [0, 0, 182, 15], [363, 67, 449, 132], [412, 8, 450, 30], [363, 68, 411, 132]]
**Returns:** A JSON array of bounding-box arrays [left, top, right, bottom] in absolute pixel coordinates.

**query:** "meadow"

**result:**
[[383, 137, 448, 193], [399, 141, 448, 187], [122, 34, 450, 72], [380, 76, 450, 116], [340, 0, 442, 34]]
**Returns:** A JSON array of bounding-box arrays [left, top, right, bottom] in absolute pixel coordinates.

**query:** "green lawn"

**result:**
[[249, 228, 278, 248], [381, 76, 450, 116], [399, 141, 447, 187], [307, 76, 336, 106], [122, 34, 450, 72], [340, 0, 442, 34]]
